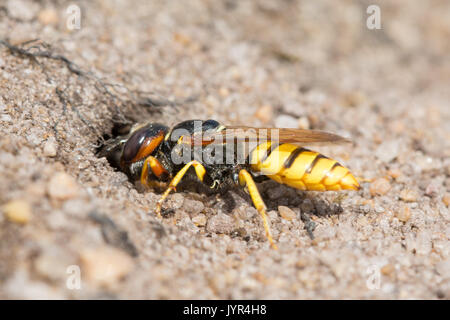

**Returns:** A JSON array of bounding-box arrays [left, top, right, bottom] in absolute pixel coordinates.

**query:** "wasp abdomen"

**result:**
[[250, 142, 359, 191]]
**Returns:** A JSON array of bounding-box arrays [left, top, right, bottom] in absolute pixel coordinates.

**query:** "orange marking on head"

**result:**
[[132, 132, 164, 163]]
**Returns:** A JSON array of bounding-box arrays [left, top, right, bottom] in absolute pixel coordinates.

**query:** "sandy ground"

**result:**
[[0, 0, 449, 299]]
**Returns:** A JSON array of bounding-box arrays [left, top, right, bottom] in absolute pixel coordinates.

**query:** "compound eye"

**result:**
[[121, 125, 166, 164]]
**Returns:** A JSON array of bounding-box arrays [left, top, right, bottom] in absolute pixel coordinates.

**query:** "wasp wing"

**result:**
[[182, 126, 352, 146]]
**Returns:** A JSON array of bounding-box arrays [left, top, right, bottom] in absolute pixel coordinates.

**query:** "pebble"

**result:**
[[295, 258, 308, 269], [399, 189, 418, 202], [170, 193, 185, 210], [183, 199, 205, 216], [254, 105, 273, 124], [425, 183, 439, 197], [375, 140, 401, 163], [443, 194, 450, 207], [38, 8, 59, 25], [387, 169, 402, 179], [226, 240, 244, 254], [297, 116, 310, 130], [233, 206, 256, 221], [370, 178, 391, 196], [1, 114, 12, 122], [278, 206, 296, 221], [343, 91, 367, 107], [43, 139, 57, 157], [34, 246, 74, 281], [300, 199, 315, 213], [415, 232, 432, 256], [7, 0, 38, 21], [192, 214, 207, 227], [435, 259, 450, 278], [47, 172, 80, 200], [381, 264, 395, 276], [80, 246, 134, 286], [174, 33, 192, 47], [218, 87, 230, 97], [266, 186, 285, 200], [396, 206, 411, 222], [62, 199, 93, 217], [275, 115, 298, 128], [2, 199, 32, 224], [206, 213, 235, 234]]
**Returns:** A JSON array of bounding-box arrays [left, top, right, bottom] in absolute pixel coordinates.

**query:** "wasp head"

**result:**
[[119, 123, 169, 170]]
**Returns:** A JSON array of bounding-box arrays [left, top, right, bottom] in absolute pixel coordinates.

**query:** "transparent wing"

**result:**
[[181, 126, 352, 146]]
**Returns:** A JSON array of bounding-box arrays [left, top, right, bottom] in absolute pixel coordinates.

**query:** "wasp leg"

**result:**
[[238, 169, 278, 250], [155, 160, 206, 218], [140, 156, 168, 187]]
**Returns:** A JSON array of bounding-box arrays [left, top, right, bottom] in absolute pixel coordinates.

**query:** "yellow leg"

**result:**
[[155, 160, 206, 218], [238, 169, 278, 250], [140, 156, 168, 187]]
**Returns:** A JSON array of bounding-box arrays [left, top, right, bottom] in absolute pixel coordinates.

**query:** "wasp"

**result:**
[[99, 119, 360, 249]]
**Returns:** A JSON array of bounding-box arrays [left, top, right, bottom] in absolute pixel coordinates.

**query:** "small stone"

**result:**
[[370, 178, 391, 196], [425, 183, 439, 197], [343, 91, 367, 107], [300, 199, 315, 213], [443, 194, 450, 207], [295, 258, 308, 269], [38, 8, 59, 25], [415, 232, 432, 256], [47, 172, 80, 200], [192, 214, 207, 227], [375, 140, 401, 163], [381, 264, 395, 276], [266, 186, 285, 200], [254, 105, 273, 124], [43, 139, 57, 157], [396, 206, 411, 222], [218, 87, 230, 97], [387, 169, 401, 179], [226, 240, 243, 254], [275, 115, 298, 128], [2, 200, 32, 224], [278, 206, 296, 221], [170, 193, 184, 210], [7, 0, 38, 21], [297, 116, 310, 130], [233, 206, 256, 221], [80, 246, 134, 286], [390, 120, 406, 134], [173, 32, 192, 46], [62, 199, 93, 217], [34, 246, 74, 281], [206, 213, 235, 234], [435, 260, 450, 278], [399, 189, 418, 202], [1, 114, 12, 122], [183, 199, 204, 216]]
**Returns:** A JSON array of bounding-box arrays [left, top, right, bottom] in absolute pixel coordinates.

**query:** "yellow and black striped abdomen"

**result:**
[[249, 142, 360, 191]]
